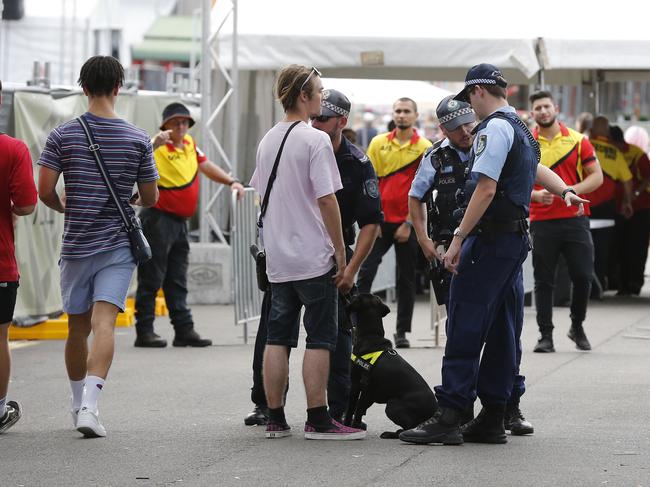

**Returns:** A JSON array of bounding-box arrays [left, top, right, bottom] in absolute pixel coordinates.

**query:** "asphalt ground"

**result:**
[[3, 288, 650, 487]]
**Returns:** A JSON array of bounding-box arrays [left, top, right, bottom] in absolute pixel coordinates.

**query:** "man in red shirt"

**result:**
[[0, 80, 38, 434], [357, 98, 432, 348], [609, 126, 650, 295], [134, 103, 245, 348], [528, 91, 603, 353]]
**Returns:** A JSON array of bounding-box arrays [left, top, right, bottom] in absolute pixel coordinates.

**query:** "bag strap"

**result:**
[[257, 120, 301, 228], [77, 115, 133, 231]]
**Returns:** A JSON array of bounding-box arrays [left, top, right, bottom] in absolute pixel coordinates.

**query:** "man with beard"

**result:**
[[528, 91, 603, 353], [357, 98, 432, 348]]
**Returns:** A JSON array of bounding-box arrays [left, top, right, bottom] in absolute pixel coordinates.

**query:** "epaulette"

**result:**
[[348, 142, 370, 164]]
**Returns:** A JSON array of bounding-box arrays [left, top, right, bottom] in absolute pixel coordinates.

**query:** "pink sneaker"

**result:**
[[304, 419, 366, 440], [265, 420, 291, 439]]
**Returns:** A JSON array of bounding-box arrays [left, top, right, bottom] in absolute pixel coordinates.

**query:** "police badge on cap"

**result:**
[[321, 89, 351, 118], [436, 95, 476, 131]]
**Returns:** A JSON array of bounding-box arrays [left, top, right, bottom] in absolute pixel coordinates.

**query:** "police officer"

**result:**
[[400, 64, 587, 445], [408, 95, 534, 436], [244, 89, 382, 425]]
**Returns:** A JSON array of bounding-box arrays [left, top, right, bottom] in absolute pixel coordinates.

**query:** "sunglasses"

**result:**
[[300, 66, 322, 92], [310, 115, 340, 123]]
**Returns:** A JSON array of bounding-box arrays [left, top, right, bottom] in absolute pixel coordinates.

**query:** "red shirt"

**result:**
[[531, 124, 596, 221], [0, 134, 38, 281], [153, 135, 207, 218], [615, 142, 650, 210], [366, 129, 432, 223]]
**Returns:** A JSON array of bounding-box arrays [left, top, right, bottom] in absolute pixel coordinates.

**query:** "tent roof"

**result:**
[[131, 16, 201, 63], [212, 0, 650, 85]]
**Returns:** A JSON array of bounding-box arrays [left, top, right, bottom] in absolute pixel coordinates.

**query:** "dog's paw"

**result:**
[[380, 430, 402, 439]]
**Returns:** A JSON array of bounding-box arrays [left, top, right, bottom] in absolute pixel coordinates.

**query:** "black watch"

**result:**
[[561, 187, 576, 199], [228, 178, 241, 186]]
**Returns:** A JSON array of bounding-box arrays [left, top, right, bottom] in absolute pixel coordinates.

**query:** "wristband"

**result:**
[[561, 187, 576, 199], [228, 178, 241, 186]]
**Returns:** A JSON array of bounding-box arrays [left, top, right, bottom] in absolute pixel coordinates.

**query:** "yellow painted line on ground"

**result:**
[[9, 341, 40, 350]]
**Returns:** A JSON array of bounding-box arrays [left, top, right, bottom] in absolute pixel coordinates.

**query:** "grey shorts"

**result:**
[[60, 247, 135, 315]]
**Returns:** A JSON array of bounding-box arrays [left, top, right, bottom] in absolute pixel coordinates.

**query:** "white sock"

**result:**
[[70, 378, 85, 411], [80, 376, 105, 413], [0, 397, 6, 418]]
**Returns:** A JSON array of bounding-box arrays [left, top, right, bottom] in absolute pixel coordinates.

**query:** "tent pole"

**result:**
[[199, 0, 212, 242]]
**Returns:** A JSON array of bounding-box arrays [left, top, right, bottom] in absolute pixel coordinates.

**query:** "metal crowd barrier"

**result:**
[[231, 187, 263, 343]]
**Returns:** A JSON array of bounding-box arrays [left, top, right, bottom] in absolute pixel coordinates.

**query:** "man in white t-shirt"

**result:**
[[250, 65, 365, 441]]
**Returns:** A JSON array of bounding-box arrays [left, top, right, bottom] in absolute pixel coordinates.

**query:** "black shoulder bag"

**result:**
[[77, 115, 152, 264], [251, 120, 300, 291]]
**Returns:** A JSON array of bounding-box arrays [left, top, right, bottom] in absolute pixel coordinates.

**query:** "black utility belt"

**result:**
[[470, 219, 528, 236]]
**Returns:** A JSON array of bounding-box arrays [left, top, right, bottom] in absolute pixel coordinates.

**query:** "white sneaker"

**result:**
[[76, 407, 106, 438], [70, 408, 80, 427]]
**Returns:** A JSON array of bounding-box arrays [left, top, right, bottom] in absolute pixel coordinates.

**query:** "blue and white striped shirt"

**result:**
[[38, 112, 159, 259]]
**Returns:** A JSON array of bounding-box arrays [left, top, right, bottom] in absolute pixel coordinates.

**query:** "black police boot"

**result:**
[[567, 322, 591, 351], [533, 329, 555, 353], [173, 328, 213, 347], [461, 404, 507, 444], [398, 407, 463, 445], [459, 404, 474, 426], [393, 332, 410, 349], [134, 331, 167, 348], [244, 405, 269, 426], [504, 402, 534, 435]]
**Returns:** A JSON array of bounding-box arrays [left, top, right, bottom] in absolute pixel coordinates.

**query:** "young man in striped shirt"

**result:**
[[38, 56, 159, 438]]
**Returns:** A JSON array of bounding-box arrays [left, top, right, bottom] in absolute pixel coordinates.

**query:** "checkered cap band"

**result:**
[[465, 78, 497, 86], [322, 100, 349, 117], [438, 107, 474, 125]]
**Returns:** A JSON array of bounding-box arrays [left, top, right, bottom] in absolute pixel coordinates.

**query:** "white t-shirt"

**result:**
[[250, 121, 343, 283]]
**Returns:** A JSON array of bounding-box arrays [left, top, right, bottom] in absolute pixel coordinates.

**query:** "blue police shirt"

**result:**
[[409, 138, 471, 201], [471, 106, 516, 182]]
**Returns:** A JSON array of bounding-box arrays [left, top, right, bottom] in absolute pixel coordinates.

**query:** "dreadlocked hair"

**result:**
[[77, 56, 124, 97]]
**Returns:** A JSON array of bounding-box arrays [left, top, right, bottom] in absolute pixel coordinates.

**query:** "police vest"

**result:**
[[464, 111, 539, 221], [424, 141, 468, 244]]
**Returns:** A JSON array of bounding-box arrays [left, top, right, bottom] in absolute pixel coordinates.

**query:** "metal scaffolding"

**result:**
[[199, 0, 238, 243]]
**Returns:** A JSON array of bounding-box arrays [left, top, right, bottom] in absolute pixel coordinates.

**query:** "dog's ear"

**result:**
[[373, 295, 390, 317], [346, 294, 360, 313]]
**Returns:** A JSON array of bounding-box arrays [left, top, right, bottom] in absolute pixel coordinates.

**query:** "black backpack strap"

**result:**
[[257, 120, 301, 228], [77, 115, 133, 231]]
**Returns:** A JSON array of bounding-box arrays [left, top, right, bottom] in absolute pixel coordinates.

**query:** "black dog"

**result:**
[[343, 293, 438, 438]]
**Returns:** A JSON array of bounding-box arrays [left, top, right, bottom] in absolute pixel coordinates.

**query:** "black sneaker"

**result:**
[[394, 333, 410, 349], [533, 334, 555, 353], [0, 400, 22, 434], [244, 405, 269, 426], [173, 329, 212, 347], [567, 325, 591, 351]]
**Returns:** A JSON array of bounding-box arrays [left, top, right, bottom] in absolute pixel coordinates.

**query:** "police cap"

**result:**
[[321, 89, 351, 118], [454, 63, 508, 102], [436, 96, 475, 131]]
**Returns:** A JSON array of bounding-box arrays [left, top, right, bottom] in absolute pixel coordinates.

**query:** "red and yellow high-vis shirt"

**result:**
[[584, 135, 632, 208], [367, 129, 431, 223], [531, 123, 597, 221], [617, 143, 650, 210], [154, 134, 207, 218]]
